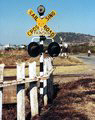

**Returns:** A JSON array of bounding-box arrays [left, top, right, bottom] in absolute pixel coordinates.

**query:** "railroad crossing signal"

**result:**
[[28, 42, 40, 57], [27, 41, 61, 57], [26, 8, 56, 38], [27, 5, 61, 57], [48, 42, 61, 57]]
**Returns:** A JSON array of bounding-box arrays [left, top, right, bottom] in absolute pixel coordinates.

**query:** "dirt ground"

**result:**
[[2, 73, 95, 120], [1, 51, 95, 120], [38, 75, 95, 120]]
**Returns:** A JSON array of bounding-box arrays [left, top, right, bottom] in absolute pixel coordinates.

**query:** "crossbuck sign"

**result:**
[[26, 9, 56, 38]]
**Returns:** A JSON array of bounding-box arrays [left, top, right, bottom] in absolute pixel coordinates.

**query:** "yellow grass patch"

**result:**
[[53, 65, 88, 74], [4, 67, 40, 77], [53, 56, 83, 65]]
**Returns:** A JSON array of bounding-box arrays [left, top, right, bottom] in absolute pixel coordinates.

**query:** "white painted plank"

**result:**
[[44, 79, 48, 106], [0, 64, 4, 120], [16, 62, 25, 120], [0, 88, 3, 120], [30, 82, 39, 117], [29, 62, 36, 79], [16, 62, 25, 81], [0, 64, 5, 83], [17, 84, 25, 120]]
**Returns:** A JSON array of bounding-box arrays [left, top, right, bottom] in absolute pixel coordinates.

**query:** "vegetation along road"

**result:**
[[75, 54, 95, 70], [37, 55, 95, 120]]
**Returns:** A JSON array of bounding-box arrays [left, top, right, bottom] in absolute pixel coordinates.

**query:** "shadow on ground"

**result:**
[[36, 77, 95, 120], [3, 77, 95, 120]]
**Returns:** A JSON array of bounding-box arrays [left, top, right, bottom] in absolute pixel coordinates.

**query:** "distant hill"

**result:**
[[45, 32, 95, 44]]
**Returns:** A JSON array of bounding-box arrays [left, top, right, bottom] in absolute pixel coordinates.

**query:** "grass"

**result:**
[[3, 53, 86, 77], [4, 67, 40, 77], [0, 50, 87, 77], [4, 69, 16, 77], [2, 51, 95, 120], [53, 65, 89, 74], [0, 50, 83, 65], [4, 65, 89, 77], [53, 56, 83, 65]]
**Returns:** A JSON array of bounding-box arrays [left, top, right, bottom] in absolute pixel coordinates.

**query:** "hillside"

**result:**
[[45, 32, 95, 44]]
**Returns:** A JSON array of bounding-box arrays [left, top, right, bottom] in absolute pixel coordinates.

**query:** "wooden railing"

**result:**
[[0, 57, 54, 120]]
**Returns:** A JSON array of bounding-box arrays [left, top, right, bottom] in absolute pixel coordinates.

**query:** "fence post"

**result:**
[[0, 64, 5, 120], [16, 62, 25, 120], [43, 58, 48, 106], [29, 62, 39, 117], [47, 58, 53, 102], [47, 57, 53, 72]]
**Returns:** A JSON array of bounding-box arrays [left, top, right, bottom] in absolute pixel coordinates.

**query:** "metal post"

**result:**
[[38, 6, 46, 100], [39, 35, 46, 107], [40, 37, 44, 98]]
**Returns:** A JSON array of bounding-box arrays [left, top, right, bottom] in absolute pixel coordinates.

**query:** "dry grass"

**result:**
[[0, 50, 40, 65], [2, 50, 95, 120], [4, 67, 40, 77], [0, 50, 86, 77], [39, 77, 95, 120], [53, 56, 83, 65], [4, 65, 88, 77], [0, 50, 83, 66], [53, 65, 89, 74]]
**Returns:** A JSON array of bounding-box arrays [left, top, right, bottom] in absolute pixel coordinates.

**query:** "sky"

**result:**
[[0, 0, 95, 45]]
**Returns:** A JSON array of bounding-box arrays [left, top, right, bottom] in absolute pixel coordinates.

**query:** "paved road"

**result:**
[[75, 54, 95, 70], [75, 54, 95, 65]]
